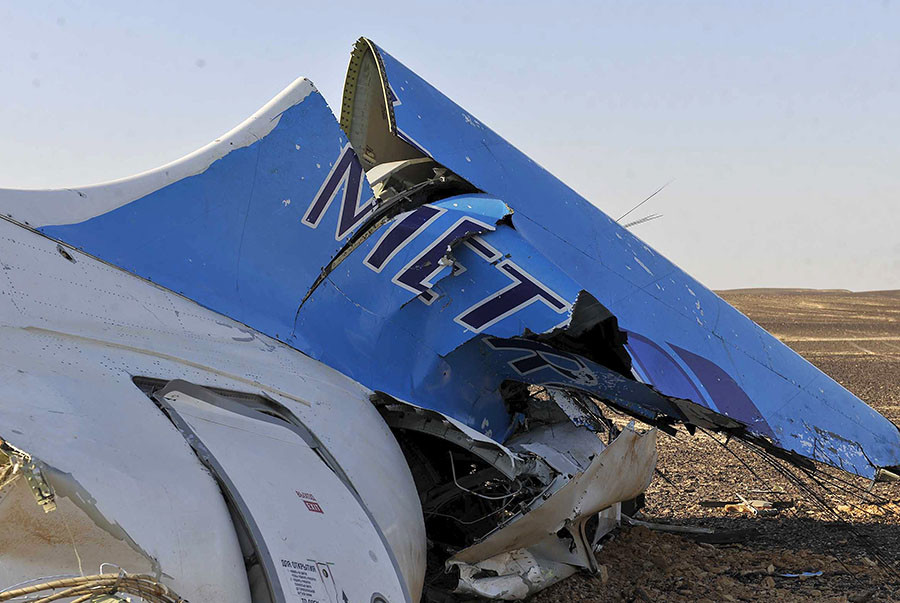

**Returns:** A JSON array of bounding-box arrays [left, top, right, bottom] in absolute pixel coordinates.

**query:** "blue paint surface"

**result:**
[[372, 43, 900, 476], [42, 92, 371, 341], [626, 333, 711, 410], [36, 55, 900, 477], [295, 196, 589, 431]]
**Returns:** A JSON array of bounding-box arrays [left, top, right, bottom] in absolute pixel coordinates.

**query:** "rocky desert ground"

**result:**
[[534, 289, 900, 602]]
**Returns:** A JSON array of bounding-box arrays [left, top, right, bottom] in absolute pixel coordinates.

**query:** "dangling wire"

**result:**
[[448, 452, 523, 501], [696, 428, 869, 584], [737, 437, 900, 582], [622, 213, 664, 229], [616, 180, 673, 223], [0, 572, 187, 603]]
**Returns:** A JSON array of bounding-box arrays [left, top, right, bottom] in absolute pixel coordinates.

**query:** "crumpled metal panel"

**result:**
[[14, 45, 899, 478], [295, 195, 684, 437], [452, 549, 576, 600], [6, 79, 675, 449], [451, 425, 657, 566]]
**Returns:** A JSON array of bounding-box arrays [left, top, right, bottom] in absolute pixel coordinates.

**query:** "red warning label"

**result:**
[[304, 500, 324, 513], [296, 490, 324, 514]]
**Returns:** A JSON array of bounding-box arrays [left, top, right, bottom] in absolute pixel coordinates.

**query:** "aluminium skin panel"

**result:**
[[0, 217, 425, 599]]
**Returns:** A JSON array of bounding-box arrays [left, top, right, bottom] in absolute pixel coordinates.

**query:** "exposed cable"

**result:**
[[448, 452, 522, 501], [616, 180, 673, 223], [0, 573, 186, 603], [742, 440, 899, 582], [622, 213, 664, 229], [696, 428, 865, 584]]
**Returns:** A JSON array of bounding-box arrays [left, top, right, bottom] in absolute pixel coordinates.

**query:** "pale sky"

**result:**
[[1, 1, 897, 291]]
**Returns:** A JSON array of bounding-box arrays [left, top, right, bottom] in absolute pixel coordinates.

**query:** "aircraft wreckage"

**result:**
[[1, 37, 898, 602]]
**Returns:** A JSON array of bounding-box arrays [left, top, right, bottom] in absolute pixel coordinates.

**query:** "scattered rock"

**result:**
[[527, 290, 900, 603]]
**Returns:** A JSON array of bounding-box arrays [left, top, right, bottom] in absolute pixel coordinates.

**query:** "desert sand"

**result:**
[[534, 289, 900, 602]]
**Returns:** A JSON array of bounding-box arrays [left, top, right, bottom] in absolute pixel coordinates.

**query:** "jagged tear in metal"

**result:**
[[0, 36, 897, 602]]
